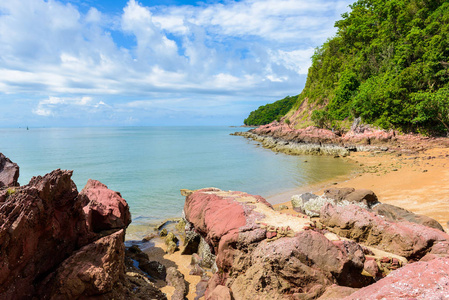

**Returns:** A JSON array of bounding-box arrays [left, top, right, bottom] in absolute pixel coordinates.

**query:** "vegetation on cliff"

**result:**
[[298, 0, 449, 135], [244, 95, 297, 126]]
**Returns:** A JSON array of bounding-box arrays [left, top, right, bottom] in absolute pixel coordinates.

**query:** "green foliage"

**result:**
[[413, 87, 449, 134], [298, 0, 449, 135], [244, 95, 298, 126]]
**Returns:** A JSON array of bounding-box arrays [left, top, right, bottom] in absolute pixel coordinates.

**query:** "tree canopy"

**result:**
[[244, 95, 298, 126], [299, 0, 449, 135]]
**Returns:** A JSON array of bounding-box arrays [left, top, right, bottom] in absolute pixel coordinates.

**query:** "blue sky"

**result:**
[[0, 0, 353, 127]]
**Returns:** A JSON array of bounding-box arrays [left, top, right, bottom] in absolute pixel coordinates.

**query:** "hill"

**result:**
[[284, 0, 449, 135], [244, 95, 297, 126]]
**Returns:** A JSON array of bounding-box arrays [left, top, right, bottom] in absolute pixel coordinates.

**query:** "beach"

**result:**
[[137, 145, 449, 299], [269, 147, 449, 232]]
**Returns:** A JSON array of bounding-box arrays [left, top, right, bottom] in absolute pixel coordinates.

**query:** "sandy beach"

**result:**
[[269, 147, 449, 232]]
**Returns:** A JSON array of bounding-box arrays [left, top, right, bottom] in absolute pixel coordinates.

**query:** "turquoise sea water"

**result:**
[[0, 126, 353, 237]]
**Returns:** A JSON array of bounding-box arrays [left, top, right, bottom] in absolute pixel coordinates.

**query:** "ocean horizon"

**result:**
[[0, 126, 354, 239]]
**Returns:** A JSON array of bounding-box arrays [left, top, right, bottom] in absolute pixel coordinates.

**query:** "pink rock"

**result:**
[[0, 153, 19, 188], [0, 169, 133, 299], [364, 259, 380, 278], [345, 257, 449, 299], [320, 203, 449, 260], [207, 285, 232, 300], [79, 179, 131, 232], [38, 229, 125, 298]]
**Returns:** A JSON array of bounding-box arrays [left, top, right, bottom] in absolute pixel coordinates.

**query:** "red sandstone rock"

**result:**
[[0, 153, 19, 188], [320, 203, 449, 260], [0, 169, 136, 299], [345, 257, 449, 299], [39, 229, 126, 298], [79, 179, 131, 232], [184, 189, 373, 299]]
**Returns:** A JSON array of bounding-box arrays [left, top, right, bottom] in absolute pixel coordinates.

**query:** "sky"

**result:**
[[0, 0, 353, 127]]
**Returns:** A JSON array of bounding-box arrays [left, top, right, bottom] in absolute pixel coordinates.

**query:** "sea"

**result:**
[[0, 126, 354, 239]]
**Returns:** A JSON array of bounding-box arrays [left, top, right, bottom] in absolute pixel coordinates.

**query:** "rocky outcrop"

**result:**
[[0, 153, 19, 187], [0, 161, 164, 299], [183, 188, 374, 299], [373, 203, 444, 231], [320, 203, 449, 260], [291, 188, 379, 217], [345, 257, 449, 299], [183, 187, 449, 299], [232, 122, 449, 156]]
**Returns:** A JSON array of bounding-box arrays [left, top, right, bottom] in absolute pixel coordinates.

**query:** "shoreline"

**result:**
[[271, 147, 449, 232]]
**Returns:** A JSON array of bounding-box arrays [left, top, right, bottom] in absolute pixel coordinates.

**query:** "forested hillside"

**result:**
[[244, 95, 297, 126], [291, 0, 449, 135]]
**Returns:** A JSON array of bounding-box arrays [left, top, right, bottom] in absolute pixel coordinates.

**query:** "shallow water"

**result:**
[[0, 126, 354, 238]]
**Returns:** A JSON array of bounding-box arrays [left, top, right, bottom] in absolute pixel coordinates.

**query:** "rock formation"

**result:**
[[0, 153, 19, 187], [0, 154, 165, 299], [183, 187, 449, 299]]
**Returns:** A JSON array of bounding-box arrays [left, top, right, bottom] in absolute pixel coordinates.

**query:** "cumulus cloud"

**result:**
[[0, 0, 353, 125]]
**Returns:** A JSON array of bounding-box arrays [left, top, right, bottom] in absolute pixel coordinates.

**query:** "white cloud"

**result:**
[[0, 0, 353, 125]]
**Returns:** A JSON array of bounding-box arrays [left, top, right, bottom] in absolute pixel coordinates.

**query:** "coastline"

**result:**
[[271, 146, 449, 232]]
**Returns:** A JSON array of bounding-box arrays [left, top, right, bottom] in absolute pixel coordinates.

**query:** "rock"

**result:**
[[0, 168, 160, 299], [165, 232, 179, 246], [324, 187, 379, 208], [0, 153, 19, 188], [345, 257, 449, 299], [0, 170, 87, 299], [290, 188, 379, 218], [291, 192, 318, 214], [373, 203, 444, 231], [38, 229, 126, 298], [207, 285, 232, 300], [166, 267, 187, 300], [78, 179, 131, 233], [317, 284, 357, 299], [160, 228, 168, 237], [181, 230, 201, 255], [197, 236, 215, 268], [363, 258, 381, 279], [229, 231, 372, 299], [320, 203, 449, 260], [141, 261, 167, 281], [184, 188, 377, 299]]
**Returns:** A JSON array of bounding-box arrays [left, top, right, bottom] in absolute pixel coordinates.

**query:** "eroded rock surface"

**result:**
[[184, 188, 374, 299], [0, 160, 164, 299], [0, 153, 19, 188], [345, 257, 449, 299]]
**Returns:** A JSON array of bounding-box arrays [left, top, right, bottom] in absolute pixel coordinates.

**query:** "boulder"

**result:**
[[78, 179, 132, 233], [324, 187, 379, 208], [0, 170, 88, 299], [320, 203, 449, 260], [373, 203, 444, 231], [184, 189, 373, 299], [38, 229, 126, 298], [0, 153, 19, 188], [290, 188, 379, 218], [229, 230, 372, 300], [345, 257, 449, 299], [166, 267, 187, 300], [0, 168, 155, 299]]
